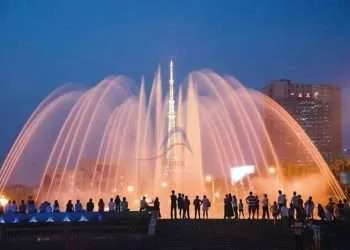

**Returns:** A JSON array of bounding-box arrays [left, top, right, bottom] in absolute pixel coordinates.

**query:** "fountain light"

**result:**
[[127, 185, 134, 193], [214, 192, 220, 198], [268, 167, 277, 175], [161, 181, 168, 188], [0, 195, 8, 207], [205, 175, 212, 183]]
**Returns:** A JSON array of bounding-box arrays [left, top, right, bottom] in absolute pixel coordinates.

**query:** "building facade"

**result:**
[[263, 79, 342, 163]]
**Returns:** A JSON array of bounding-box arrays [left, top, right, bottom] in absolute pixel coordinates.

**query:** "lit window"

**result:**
[[298, 93, 303, 98]]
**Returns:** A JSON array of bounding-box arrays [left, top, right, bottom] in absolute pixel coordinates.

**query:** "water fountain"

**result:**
[[0, 61, 344, 212]]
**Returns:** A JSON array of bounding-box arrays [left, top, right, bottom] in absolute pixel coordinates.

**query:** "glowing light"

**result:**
[[112, 188, 117, 193], [0, 195, 8, 207], [46, 217, 54, 223], [230, 165, 255, 183], [79, 215, 89, 222], [161, 181, 168, 188], [268, 167, 277, 175], [63, 216, 71, 222], [214, 192, 220, 198], [127, 185, 134, 193], [29, 216, 38, 223], [205, 175, 213, 183]]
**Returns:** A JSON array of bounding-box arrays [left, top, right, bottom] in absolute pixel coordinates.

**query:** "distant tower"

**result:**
[[166, 60, 177, 175]]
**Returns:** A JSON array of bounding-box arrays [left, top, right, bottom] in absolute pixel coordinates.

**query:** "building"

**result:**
[[344, 148, 350, 160], [263, 79, 342, 163]]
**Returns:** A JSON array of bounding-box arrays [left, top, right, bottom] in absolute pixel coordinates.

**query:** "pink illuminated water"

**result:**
[[0, 67, 345, 214]]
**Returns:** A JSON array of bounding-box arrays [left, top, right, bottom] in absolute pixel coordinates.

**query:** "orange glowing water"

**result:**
[[0, 68, 344, 216]]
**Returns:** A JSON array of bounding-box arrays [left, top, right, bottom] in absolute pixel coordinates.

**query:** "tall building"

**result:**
[[263, 79, 342, 163]]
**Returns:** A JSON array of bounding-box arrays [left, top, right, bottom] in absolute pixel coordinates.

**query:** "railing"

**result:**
[[0, 211, 156, 243]]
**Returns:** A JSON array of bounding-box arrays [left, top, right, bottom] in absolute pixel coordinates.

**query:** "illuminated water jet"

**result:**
[[0, 61, 344, 214]]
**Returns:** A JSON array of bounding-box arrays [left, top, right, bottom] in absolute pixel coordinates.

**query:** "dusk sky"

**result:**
[[0, 0, 350, 160]]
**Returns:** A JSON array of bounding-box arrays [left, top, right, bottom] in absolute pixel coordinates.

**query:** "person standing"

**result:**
[[98, 199, 105, 213], [202, 195, 210, 219], [120, 197, 129, 212], [86, 198, 94, 212], [170, 190, 177, 219], [66, 200, 74, 213], [224, 194, 229, 219], [115, 195, 121, 213], [19, 200, 26, 214], [255, 195, 260, 219], [53, 200, 60, 213], [271, 201, 280, 225], [238, 199, 244, 219], [193, 195, 202, 219], [277, 190, 286, 210], [108, 198, 115, 212], [280, 204, 289, 227], [232, 195, 238, 220], [228, 193, 234, 219], [183, 196, 190, 219], [177, 193, 184, 219], [154, 197, 161, 218], [75, 200, 83, 212], [262, 194, 270, 220], [245, 192, 256, 219], [304, 196, 314, 220]]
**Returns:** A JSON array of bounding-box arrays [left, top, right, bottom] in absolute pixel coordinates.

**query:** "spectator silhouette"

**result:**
[[202, 195, 210, 219], [66, 200, 74, 212], [183, 196, 190, 219], [19, 200, 26, 214], [246, 192, 256, 219], [232, 195, 238, 220], [98, 199, 105, 212], [121, 197, 128, 212], [115, 195, 121, 212], [177, 193, 184, 218], [170, 190, 177, 219], [262, 194, 270, 220], [154, 197, 161, 218], [53, 200, 60, 213], [75, 200, 83, 212], [87, 198, 94, 212], [109, 198, 115, 212], [238, 199, 244, 219], [193, 195, 202, 219]]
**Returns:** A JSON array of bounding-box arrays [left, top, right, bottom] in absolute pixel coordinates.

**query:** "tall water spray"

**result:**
[[0, 62, 344, 211]]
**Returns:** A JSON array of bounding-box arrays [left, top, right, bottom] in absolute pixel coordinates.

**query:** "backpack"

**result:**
[[208, 201, 211, 207]]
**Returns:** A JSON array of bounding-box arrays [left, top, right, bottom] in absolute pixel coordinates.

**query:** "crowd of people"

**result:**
[[0, 196, 130, 214], [222, 190, 350, 224], [169, 190, 211, 219], [0, 190, 349, 224]]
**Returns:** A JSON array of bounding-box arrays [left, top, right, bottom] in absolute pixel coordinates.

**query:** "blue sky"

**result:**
[[0, 0, 350, 160]]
